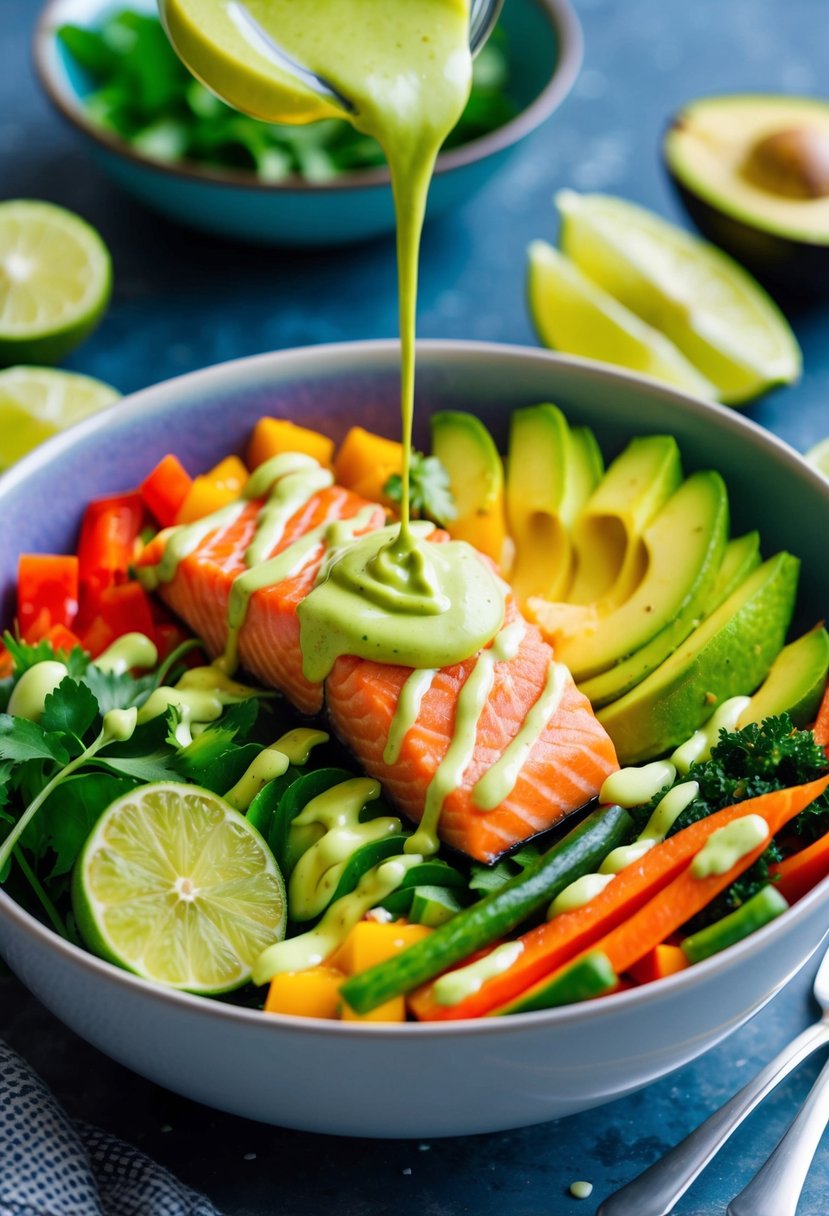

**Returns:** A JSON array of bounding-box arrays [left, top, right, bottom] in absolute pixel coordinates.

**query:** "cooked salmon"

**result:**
[[138, 482, 618, 861]]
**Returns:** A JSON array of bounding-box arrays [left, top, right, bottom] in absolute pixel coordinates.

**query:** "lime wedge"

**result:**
[[806, 437, 829, 478], [73, 783, 287, 994], [555, 189, 801, 405], [0, 200, 112, 365], [528, 240, 716, 398], [0, 366, 120, 469]]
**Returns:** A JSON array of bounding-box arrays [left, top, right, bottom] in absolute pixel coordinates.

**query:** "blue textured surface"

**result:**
[[3, 0, 829, 1213]]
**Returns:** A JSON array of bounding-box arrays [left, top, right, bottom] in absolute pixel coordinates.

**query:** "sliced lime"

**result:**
[[0, 200, 112, 366], [806, 437, 829, 478], [73, 783, 287, 994], [0, 366, 120, 469], [528, 240, 716, 398], [555, 189, 801, 405]]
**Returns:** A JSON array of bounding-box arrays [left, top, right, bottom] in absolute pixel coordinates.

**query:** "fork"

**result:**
[[596, 940, 829, 1216]]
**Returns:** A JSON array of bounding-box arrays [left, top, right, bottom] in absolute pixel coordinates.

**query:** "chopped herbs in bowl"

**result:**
[[34, 0, 582, 244]]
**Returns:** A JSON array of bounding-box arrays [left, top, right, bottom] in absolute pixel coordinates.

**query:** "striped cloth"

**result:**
[[0, 1040, 221, 1216]]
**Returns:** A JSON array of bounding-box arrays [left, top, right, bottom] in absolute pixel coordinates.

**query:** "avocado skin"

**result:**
[[667, 170, 829, 298]]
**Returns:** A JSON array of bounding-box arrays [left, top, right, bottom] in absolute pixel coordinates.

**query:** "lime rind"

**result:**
[[0, 200, 112, 366], [554, 189, 802, 405], [73, 782, 287, 994], [527, 239, 716, 399], [0, 366, 120, 469]]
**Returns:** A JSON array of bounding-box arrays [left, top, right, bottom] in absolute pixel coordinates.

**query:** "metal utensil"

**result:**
[[596, 941, 829, 1216], [228, 0, 504, 115]]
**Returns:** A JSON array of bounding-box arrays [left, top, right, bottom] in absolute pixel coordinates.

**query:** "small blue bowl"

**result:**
[[35, 0, 582, 246]]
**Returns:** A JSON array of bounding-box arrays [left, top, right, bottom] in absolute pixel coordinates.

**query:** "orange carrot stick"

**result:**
[[492, 776, 829, 1015], [769, 829, 829, 903], [812, 677, 829, 752], [409, 776, 829, 1022]]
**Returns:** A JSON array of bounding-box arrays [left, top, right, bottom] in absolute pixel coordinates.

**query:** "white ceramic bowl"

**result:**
[[1, 341, 828, 1137]]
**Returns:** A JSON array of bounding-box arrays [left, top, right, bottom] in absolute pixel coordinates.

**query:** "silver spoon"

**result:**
[[227, 0, 504, 115], [596, 940, 829, 1216]]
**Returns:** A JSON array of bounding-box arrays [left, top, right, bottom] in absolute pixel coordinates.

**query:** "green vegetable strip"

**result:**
[[339, 804, 633, 1014], [680, 884, 788, 964]]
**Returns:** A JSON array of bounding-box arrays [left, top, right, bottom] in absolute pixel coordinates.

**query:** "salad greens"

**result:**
[[383, 451, 458, 527], [58, 10, 519, 182]]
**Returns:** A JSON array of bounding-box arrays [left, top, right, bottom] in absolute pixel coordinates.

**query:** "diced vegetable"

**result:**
[[339, 803, 632, 1016], [265, 966, 345, 1019], [76, 491, 145, 609], [496, 950, 618, 1015], [17, 554, 79, 641], [79, 581, 156, 656], [247, 417, 334, 470], [175, 455, 248, 523], [140, 454, 193, 527], [627, 943, 689, 984], [334, 427, 403, 497], [330, 920, 432, 1023], [680, 885, 788, 964]]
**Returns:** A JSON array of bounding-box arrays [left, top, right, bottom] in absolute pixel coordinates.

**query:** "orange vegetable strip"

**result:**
[[769, 829, 829, 903], [140, 454, 193, 528], [496, 776, 829, 1014], [409, 777, 829, 1022], [627, 943, 689, 985]]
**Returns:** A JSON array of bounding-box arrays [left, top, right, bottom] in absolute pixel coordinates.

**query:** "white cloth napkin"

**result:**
[[0, 1040, 221, 1216]]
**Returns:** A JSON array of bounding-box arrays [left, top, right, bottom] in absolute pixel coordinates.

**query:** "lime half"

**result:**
[[555, 189, 801, 405], [0, 366, 120, 469], [528, 240, 716, 398], [73, 783, 287, 994], [0, 200, 112, 366], [806, 437, 829, 479]]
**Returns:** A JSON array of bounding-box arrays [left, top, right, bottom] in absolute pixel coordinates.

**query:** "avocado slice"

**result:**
[[664, 94, 829, 293], [580, 532, 761, 709], [506, 403, 592, 603], [430, 410, 506, 564], [738, 624, 829, 729], [552, 471, 729, 682], [598, 552, 800, 765], [567, 434, 682, 607]]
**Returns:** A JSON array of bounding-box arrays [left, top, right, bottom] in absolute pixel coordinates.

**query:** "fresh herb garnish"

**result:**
[[383, 452, 457, 527]]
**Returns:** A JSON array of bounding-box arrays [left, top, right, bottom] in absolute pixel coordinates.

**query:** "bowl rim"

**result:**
[[33, 0, 583, 194], [2, 337, 828, 1039]]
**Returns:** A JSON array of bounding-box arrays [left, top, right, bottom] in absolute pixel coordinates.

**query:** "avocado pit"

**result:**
[[742, 127, 829, 200]]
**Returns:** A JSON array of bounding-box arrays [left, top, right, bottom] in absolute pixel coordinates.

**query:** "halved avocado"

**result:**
[[664, 94, 829, 293]]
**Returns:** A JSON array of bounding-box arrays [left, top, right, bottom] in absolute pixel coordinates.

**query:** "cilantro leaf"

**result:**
[[40, 677, 100, 741], [384, 452, 457, 526], [92, 748, 187, 784], [25, 772, 138, 876], [173, 698, 259, 778], [2, 633, 60, 674], [81, 664, 156, 714], [0, 716, 69, 766]]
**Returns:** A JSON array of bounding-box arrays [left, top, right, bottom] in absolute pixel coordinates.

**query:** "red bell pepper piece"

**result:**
[[79, 581, 156, 659], [18, 554, 80, 642], [77, 491, 146, 613], [140, 454, 193, 528]]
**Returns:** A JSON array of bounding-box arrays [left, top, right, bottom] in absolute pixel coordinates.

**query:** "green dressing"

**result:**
[[639, 780, 700, 842], [691, 814, 769, 879], [253, 854, 422, 982], [384, 667, 437, 765], [472, 660, 569, 811], [287, 778, 402, 920], [139, 498, 250, 590], [548, 872, 615, 917], [243, 456, 334, 568], [224, 746, 290, 811], [272, 727, 329, 765], [95, 632, 158, 674], [600, 759, 677, 809], [598, 838, 655, 875], [298, 523, 504, 685], [671, 695, 752, 775], [433, 940, 524, 1007], [405, 620, 526, 857]]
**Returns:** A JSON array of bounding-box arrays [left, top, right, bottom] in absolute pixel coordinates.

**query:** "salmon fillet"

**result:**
[[139, 483, 618, 861]]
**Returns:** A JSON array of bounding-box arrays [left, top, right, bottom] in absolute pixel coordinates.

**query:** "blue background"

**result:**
[[3, 0, 829, 1212]]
